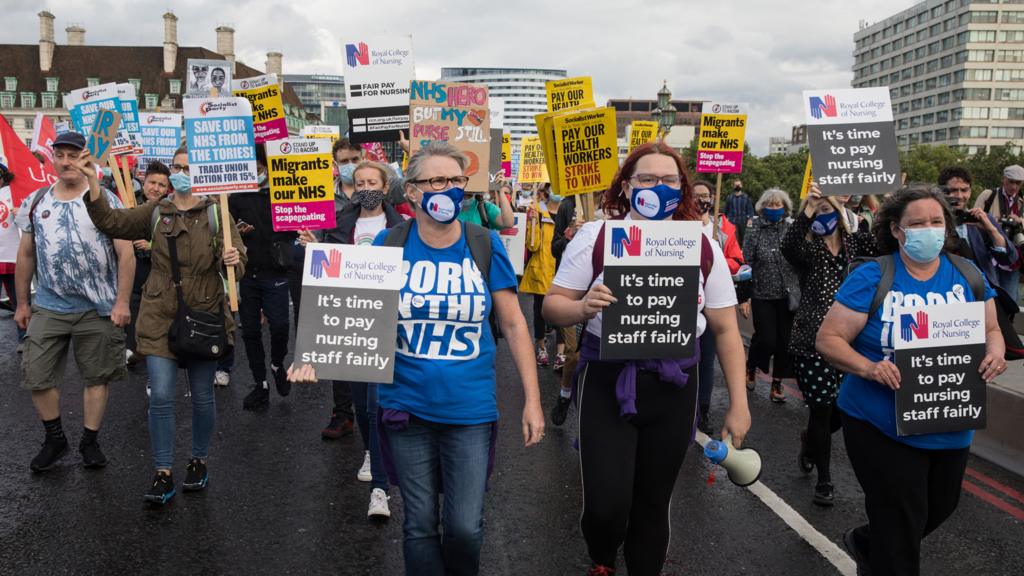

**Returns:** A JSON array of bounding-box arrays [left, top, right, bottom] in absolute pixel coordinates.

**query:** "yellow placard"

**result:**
[[552, 107, 618, 197], [800, 156, 814, 199], [696, 102, 748, 174], [501, 133, 511, 163], [534, 111, 562, 195], [546, 77, 595, 113], [232, 73, 287, 144], [628, 120, 659, 152], [518, 136, 549, 184], [266, 138, 335, 231]]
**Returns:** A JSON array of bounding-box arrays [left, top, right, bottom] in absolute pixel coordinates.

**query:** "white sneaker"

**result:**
[[357, 450, 372, 482], [125, 349, 135, 365], [214, 370, 231, 387], [145, 377, 151, 398], [368, 488, 390, 519]]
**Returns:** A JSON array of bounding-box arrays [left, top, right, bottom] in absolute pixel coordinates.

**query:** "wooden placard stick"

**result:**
[[711, 173, 723, 242], [117, 155, 136, 208], [207, 86, 239, 311], [106, 156, 134, 208], [578, 190, 595, 222]]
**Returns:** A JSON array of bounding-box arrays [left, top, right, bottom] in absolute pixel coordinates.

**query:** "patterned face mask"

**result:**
[[353, 189, 385, 211]]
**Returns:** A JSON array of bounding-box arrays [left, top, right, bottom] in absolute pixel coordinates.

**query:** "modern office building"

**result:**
[[439, 67, 567, 143], [853, 0, 1024, 153], [282, 74, 346, 117]]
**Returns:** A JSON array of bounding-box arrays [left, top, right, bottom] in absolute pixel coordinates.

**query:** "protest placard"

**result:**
[[803, 88, 901, 196], [488, 128, 503, 186], [490, 97, 505, 130], [233, 74, 288, 143], [628, 120, 659, 153], [342, 35, 414, 143], [518, 136, 548, 184], [294, 242, 404, 383], [0, 185, 20, 263], [893, 301, 987, 436], [409, 80, 491, 192], [600, 220, 702, 360], [183, 97, 258, 194], [116, 83, 143, 154], [30, 112, 56, 165], [186, 59, 233, 97], [266, 138, 335, 232], [301, 125, 340, 141], [510, 145, 521, 186], [501, 133, 511, 177], [552, 107, 618, 197], [137, 113, 183, 172], [67, 83, 119, 134], [362, 142, 388, 162], [696, 102, 747, 174], [546, 77, 595, 112], [86, 109, 121, 164], [499, 212, 527, 276]]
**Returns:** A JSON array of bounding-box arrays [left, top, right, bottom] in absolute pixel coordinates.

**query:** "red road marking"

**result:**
[[965, 467, 1024, 506], [962, 480, 1024, 521]]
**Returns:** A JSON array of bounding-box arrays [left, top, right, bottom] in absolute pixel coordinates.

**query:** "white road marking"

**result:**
[[695, 431, 857, 576]]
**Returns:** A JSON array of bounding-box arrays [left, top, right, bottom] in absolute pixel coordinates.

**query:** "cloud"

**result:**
[[3, 0, 908, 154]]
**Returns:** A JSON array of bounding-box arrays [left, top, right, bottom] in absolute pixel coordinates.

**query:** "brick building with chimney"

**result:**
[[0, 11, 314, 145]]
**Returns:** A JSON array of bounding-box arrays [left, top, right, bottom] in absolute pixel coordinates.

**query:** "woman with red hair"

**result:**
[[542, 142, 752, 576]]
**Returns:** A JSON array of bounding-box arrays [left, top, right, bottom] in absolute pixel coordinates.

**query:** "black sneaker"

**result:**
[[143, 472, 176, 505], [843, 526, 872, 576], [813, 482, 835, 507], [550, 395, 572, 426], [182, 458, 208, 492], [79, 441, 108, 469], [271, 363, 291, 397], [243, 381, 270, 410], [30, 437, 69, 472]]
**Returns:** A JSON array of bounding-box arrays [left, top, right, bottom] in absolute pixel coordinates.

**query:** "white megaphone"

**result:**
[[704, 436, 762, 487]]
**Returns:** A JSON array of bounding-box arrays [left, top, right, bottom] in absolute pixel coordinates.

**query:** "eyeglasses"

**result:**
[[170, 164, 190, 175], [629, 173, 683, 188], [946, 186, 971, 193], [409, 176, 470, 191]]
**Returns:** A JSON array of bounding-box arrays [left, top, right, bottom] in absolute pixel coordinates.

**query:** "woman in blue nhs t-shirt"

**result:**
[[817, 186, 1005, 576], [290, 142, 544, 576]]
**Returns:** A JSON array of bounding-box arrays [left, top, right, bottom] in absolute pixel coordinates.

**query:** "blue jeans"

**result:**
[[387, 418, 492, 576], [351, 382, 388, 491], [147, 355, 217, 470], [239, 275, 290, 382], [698, 328, 717, 411]]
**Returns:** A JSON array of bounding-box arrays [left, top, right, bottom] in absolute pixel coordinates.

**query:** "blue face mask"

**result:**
[[811, 211, 839, 236], [549, 192, 563, 202], [421, 187, 465, 224], [630, 184, 680, 220], [763, 207, 785, 222], [258, 172, 267, 187], [900, 226, 946, 263], [169, 171, 191, 194]]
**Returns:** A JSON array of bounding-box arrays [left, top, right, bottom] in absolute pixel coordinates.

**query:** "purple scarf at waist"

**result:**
[[572, 330, 701, 418]]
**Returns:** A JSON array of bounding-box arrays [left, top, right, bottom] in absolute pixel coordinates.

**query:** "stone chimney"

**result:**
[[265, 51, 283, 78], [163, 12, 178, 75], [66, 25, 86, 46], [39, 10, 55, 72], [216, 26, 236, 71]]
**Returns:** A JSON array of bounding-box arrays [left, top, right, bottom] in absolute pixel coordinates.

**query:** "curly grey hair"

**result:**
[[755, 188, 793, 214]]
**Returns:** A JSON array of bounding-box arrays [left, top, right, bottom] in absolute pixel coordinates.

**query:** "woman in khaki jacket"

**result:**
[[519, 187, 565, 369], [76, 151, 244, 506]]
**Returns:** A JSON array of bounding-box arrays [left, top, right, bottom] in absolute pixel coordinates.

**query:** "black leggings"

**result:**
[[531, 294, 564, 343], [578, 360, 698, 575], [842, 412, 969, 576], [793, 353, 844, 483], [748, 297, 793, 379]]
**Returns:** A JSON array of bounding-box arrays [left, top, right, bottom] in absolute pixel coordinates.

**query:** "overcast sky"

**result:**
[[5, 0, 909, 154]]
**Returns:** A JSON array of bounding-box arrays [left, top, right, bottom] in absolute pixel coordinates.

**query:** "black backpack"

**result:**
[[383, 219, 501, 341]]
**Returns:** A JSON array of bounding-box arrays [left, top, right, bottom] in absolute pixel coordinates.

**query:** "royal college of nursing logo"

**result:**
[[611, 225, 642, 259], [346, 42, 370, 67], [808, 94, 838, 119], [310, 248, 342, 279], [900, 311, 929, 342]]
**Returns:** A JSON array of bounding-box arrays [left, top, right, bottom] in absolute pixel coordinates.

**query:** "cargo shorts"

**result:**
[[21, 305, 127, 391]]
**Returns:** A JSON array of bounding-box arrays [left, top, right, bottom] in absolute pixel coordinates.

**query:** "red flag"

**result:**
[[0, 114, 57, 205], [30, 112, 57, 165]]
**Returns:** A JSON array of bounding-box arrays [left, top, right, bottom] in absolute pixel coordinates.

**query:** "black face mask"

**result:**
[[698, 200, 713, 214], [733, 186, 743, 192]]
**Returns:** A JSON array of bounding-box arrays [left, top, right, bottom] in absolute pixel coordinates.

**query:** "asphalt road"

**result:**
[[0, 297, 1022, 575]]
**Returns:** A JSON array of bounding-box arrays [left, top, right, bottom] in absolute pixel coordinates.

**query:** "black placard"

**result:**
[[894, 343, 987, 436], [600, 265, 700, 360]]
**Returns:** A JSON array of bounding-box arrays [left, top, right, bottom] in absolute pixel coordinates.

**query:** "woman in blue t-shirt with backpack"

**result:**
[[817, 185, 1006, 576], [290, 142, 544, 576]]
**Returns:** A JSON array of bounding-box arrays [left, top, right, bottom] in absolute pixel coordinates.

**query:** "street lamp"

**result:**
[[652, 80, 676, 137]]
